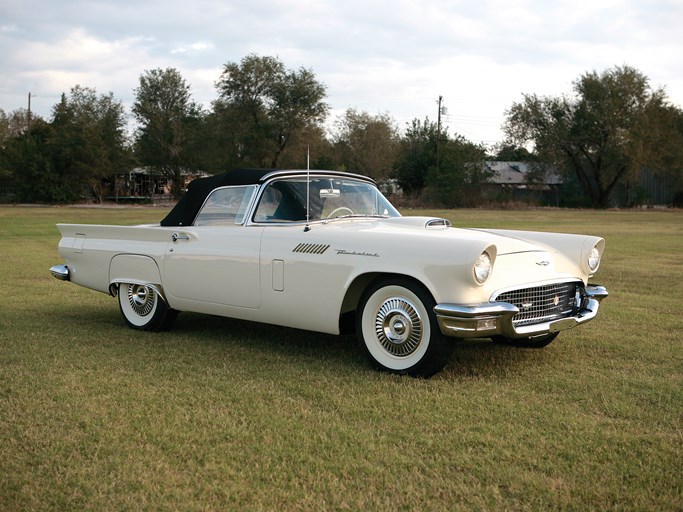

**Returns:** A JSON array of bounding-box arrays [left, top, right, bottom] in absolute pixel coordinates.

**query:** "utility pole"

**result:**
[[436, 95, 444, 174], [27, 92, 35, 130]]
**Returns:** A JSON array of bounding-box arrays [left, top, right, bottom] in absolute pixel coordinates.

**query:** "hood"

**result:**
[[374, 216, 545, 255]]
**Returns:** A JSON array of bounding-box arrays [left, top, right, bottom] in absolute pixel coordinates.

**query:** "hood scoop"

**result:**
[[425, 218, 452, 230]]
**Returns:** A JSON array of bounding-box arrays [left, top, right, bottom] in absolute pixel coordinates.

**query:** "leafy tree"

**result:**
[[1, 87, 128, 203], [0, 108, 36, 147], [0, 109, 9, 147], [489, 142, 538, 162], [51, 86, 130, 202], [132, 68, 202, 197], [197, 105, 245, 173], [274, 123, 334, 170], [425, 135, 489, 207], [1, 120, 75, 202], [1, 108, 44, 199], [396, 118, 438, 195], [332, 108, 398, 180], [395, 118, 488, 205], [504, 65, 683, 208], [214, 54, 328, 168], [269, 66, 328, 166]]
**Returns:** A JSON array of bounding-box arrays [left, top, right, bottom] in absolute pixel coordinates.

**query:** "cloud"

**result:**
[[2, 0, 682, 145], [171, 42, 215, 55]]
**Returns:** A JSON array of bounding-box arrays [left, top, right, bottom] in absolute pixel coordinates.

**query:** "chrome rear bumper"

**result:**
[[49, 264, 70, 281], [435, 284, 608, 339]]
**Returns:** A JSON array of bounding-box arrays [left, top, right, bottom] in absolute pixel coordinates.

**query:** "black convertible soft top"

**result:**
[[160, 169, 273, 227]]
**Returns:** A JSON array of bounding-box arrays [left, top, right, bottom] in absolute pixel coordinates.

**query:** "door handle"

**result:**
[[171, 232, 190, 242]]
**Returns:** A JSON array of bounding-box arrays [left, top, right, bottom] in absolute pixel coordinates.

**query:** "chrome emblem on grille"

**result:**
[[553, 295, 560, 306], [521, 302, 533, 309]]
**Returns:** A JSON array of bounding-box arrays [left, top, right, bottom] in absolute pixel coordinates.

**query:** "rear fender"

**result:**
[[109, 254, 166, 300]]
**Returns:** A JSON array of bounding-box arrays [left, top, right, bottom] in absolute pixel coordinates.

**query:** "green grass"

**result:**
[[1, 205, 681, 511]]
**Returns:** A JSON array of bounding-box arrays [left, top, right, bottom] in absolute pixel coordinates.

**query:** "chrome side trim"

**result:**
[[49, 264, 70, 281], [435, 283, 608, 339]]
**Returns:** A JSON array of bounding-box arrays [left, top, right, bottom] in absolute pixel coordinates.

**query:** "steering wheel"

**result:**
[[327, 207, 354, 219]]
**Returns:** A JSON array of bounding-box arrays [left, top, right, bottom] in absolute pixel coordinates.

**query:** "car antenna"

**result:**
[[304, 145, 311, 232]]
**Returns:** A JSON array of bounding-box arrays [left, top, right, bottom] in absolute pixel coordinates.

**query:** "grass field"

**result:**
[[0, 205, 681, 511]]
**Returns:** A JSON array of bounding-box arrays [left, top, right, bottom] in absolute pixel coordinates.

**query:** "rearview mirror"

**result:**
[[319, 188, 341, 198]]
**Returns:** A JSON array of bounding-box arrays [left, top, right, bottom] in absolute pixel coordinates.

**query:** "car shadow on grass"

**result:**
[[170, 312, 552, 380], [54, 305, 553, 380], [444, 338, 558, 380], [168, 311, 366, 372]]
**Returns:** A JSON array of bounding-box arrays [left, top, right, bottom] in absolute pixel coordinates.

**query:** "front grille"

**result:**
[[494, 281, 579, 327]]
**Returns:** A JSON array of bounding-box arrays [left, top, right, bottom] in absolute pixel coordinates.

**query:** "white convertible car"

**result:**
[[50, 169, 608, 377]]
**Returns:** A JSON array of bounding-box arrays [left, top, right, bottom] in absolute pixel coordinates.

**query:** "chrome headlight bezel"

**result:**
[[587, 245, 601, 273], [473, 251, 493, 285]]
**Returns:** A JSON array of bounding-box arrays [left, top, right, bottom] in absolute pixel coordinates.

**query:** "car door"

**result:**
[[162, 185, 263, 309]]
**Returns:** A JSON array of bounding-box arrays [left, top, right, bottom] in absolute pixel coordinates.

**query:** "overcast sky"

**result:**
[[2, 0, 682, 147]]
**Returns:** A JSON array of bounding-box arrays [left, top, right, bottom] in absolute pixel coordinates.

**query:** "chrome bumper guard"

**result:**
[[49, 264, 70, 281], [434, 284, 608, 339]]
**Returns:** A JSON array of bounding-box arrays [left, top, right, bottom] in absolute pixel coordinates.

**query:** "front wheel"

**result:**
[[118, 283, 177, 331], [356, 278, 453, 377], [492, 332, 558, 349]]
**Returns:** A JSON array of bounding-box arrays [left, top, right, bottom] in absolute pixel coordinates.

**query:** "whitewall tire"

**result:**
[[356, 278, 453, 377], [118, 283, 177, 331]]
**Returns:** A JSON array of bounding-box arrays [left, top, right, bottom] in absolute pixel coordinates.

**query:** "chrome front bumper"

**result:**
[[49, 264, 70, 281], [434, 284, 608, 339]]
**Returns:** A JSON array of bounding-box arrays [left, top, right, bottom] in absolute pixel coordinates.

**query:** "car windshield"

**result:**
[[253, 177, 400, 223]]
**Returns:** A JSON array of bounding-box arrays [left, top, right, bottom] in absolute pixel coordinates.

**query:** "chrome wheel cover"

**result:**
[[126, 284, 155, 317], [374, 297, 423, 357]]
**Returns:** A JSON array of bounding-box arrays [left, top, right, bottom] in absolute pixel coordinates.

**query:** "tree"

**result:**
[[504, 65, 683, 208], [51, 86, 130, 202], [425, 134, 489, 207], [214, 54, 328, 168], [489, 142, 538, 162], [0, 108, 36, 147], [396, 118, 438, 195], [273, 123, 334, 170], [1, 87, 128, 203], [0, 120, 64, 202], [132, 68, 202, 197], [332, 108, 399, 180], [395, 118, 488, 205]]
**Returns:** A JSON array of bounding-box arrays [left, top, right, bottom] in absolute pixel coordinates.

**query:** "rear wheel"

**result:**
[[356, 278, 453, 377], [118, 283, 177, 331], [492, 332, 558, 349]]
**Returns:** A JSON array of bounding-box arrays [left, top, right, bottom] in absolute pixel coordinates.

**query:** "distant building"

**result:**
[[612, 167, 679, 207], [482, 161, 563, 205], [106, 168, 208, 203], [378, 178, 403, 197], [485, 161, 678, 207]]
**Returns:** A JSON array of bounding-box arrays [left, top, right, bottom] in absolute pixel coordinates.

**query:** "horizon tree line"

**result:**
[[1, 56, 682, 208]]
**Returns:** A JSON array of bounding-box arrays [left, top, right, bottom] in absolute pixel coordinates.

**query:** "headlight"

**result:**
[[474, 251, 492, 284], [587, 245, 601, 272]]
